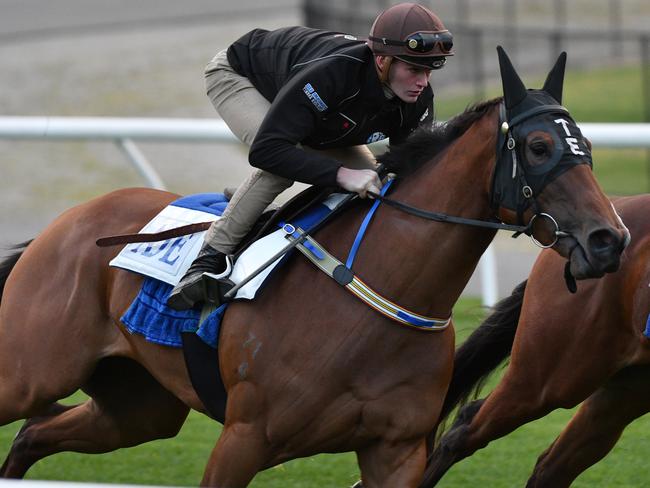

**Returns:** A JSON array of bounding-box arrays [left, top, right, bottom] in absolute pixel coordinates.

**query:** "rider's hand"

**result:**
[[336, 167, 382, 198]]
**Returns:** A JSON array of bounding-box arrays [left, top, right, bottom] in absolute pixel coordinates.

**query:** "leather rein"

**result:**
[[366, 190, 532, 235]]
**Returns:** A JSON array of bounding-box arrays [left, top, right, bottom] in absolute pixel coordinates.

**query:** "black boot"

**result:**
[[167, 244, 230, 310]]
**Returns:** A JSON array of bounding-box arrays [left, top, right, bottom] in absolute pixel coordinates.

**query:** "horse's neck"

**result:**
[[355, 114, 499, 318]]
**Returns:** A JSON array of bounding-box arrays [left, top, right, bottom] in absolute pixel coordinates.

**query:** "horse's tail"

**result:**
[[440, 279, 527, 422], [0, 240, 32, 305]]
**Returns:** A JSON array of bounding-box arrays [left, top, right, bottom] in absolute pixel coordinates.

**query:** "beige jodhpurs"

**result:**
[[203, 49, 376, 254]]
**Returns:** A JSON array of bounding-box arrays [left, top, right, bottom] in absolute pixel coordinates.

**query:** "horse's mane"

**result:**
[[378, 97, 502, 176]]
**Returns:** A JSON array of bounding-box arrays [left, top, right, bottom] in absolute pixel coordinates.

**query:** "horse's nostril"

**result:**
[[588, 228, 621, 256]]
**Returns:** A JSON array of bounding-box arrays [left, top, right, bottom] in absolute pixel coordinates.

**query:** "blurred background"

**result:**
[[1, 0, 649, 296]]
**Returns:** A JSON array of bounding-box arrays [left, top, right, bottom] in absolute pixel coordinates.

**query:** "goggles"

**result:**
[[369, 30, 454, 55]]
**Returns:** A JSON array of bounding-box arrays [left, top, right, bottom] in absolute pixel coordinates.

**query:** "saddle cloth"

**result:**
[[114, 192, 346, 349], [109, 193, 224, 286]]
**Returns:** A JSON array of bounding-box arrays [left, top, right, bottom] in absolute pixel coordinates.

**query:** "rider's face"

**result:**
[[387, 59, 431, 103]]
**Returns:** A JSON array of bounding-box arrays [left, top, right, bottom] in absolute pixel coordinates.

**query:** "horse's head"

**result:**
[[491, 46, 629, 281]]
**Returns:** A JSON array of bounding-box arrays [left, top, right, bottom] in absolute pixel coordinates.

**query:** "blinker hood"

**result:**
[[490, 47, 593, 217]]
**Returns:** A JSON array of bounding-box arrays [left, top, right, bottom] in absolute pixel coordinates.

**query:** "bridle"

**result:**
[[369, 101, 591, 249]]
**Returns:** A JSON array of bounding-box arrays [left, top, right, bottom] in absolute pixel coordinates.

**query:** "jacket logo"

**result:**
[[303, 83, 328, 112], [366, 132, 387, 143]]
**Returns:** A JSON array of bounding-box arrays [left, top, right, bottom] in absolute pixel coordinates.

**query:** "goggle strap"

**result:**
[[368, 36, 406, 47], [368, 33, 452, 49]]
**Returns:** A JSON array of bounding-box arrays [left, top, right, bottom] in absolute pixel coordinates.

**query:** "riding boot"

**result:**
[[167, 244, 232, 310]]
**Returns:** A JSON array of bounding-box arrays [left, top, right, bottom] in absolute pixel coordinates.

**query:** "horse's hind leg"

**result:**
[[0, 402, 75, 477], [526, 365, 650, 488], [0, 357, 190, 479]]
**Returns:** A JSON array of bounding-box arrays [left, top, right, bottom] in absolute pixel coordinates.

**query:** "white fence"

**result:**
[[1, 116, 649, 306]]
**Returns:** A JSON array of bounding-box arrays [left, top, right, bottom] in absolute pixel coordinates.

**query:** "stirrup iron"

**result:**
[[202, 255, 235, 306]]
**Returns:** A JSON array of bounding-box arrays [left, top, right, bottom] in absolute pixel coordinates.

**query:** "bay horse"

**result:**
[[423, 194, 650, 488], [0, 48, 629, 487]]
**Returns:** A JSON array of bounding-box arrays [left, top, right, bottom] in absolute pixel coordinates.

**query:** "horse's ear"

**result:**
[[542, 51, 567, 104], [497, 45, 527, 110]]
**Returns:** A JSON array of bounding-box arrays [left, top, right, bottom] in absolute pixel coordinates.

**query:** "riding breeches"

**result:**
[[203, 49, 376, 254]]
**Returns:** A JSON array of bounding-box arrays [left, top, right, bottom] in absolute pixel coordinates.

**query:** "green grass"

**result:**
[[435, 63, 650, 196], [3, 297, 649, 487]]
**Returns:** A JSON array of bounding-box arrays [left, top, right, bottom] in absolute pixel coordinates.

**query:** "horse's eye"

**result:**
[[529, 141, 548, 156]]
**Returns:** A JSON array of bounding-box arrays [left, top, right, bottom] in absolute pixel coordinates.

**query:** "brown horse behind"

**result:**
[[0, 49, 629, 487], [425, 194, 650, 487]]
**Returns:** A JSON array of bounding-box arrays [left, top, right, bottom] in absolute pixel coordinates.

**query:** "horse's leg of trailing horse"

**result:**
[[526, 365, 650, 488], [0, 357, 189, 479], [356, 438, 426, 488], [425, 330, 625, 485]]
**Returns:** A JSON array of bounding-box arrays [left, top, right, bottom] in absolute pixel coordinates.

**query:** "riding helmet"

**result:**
[[368, 2, 454, 70]]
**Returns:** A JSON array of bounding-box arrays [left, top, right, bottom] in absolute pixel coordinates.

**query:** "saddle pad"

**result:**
[[118, 192, 347, 349], [111, 192, 348, 299], [109, 193, 226, 285], [121, 277, 226, 348]]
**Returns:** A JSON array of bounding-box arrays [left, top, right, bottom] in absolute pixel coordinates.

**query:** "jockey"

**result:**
[[167, 2, 454, 310]]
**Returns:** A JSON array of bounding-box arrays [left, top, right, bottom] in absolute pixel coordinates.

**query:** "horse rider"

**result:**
[[167, 2, 454, 310]]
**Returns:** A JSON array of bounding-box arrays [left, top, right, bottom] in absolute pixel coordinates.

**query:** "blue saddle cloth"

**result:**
[[120, 193, 229, 348], [121, 278, 228, 348]]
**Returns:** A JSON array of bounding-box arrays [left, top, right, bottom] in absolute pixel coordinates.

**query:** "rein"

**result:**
[[366, 190, 532, 236]]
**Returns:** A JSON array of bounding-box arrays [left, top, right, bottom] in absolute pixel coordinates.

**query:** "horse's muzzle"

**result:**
[[568, 226, 629, 279]]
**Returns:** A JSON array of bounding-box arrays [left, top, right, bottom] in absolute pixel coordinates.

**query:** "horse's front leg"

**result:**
[[356, 438, 427, 488], [201, 421, 270, 488], [200, 381, 271, 488]]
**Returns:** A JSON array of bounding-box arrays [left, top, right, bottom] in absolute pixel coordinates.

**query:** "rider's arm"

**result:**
[[248, 64, 350, 187]]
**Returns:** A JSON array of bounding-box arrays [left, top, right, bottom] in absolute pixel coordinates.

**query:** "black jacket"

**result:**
[[227, 26, 434, 187]]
